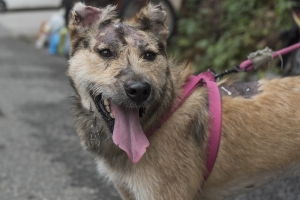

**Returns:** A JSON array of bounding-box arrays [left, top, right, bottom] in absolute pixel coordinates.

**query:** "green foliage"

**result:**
[[170, 0, 296, 73]]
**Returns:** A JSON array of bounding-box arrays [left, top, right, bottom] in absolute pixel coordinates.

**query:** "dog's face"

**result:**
[[68, 3, 172, 163]]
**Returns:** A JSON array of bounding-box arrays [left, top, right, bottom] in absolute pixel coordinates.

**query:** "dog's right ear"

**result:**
[[126, 4, 169, 46], [69, 2, 117, 35]]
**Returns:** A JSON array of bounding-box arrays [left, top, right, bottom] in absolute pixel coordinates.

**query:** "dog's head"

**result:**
[[68, 3, 173, 163]]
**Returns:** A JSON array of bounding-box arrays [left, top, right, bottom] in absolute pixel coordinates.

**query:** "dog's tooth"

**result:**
[[110, 113, 114, 119], [104, 99, 109, 106], [106, 105, 111, 112]]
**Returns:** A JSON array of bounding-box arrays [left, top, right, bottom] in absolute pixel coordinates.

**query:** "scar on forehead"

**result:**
[[97, 23, 159, 51], [96, 23, 129, 45]]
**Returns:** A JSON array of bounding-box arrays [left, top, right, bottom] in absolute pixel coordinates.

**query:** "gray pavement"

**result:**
[[0, 24, 120, 200], [0, 11, 300, 200]]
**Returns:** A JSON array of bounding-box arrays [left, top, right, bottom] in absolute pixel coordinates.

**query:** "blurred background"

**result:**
[[1, 0, 300, 199]]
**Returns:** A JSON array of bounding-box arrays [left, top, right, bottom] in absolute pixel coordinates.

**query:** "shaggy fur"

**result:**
[[67, 3, 300, 200]]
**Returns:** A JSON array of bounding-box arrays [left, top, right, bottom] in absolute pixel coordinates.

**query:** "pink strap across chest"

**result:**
[[145, 71, 222, 182]]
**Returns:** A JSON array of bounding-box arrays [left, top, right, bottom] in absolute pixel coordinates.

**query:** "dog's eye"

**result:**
[[143, 51, 156, 61], [98, 49, 113, 58]]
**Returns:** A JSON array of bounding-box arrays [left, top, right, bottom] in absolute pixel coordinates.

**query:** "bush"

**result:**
[[170, 0, 296, 73]]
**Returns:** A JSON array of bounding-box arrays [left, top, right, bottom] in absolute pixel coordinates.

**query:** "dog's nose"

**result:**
[[125, 81, 151, 104]]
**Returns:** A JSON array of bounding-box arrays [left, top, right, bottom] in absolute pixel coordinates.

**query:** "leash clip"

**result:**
[[213, 66, 242, 81]]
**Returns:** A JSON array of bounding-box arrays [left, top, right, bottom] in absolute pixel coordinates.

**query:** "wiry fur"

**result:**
[[67, 3, 300, 200]]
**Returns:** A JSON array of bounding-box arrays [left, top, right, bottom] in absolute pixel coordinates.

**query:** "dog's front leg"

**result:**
[[113, 182, 136, 200]]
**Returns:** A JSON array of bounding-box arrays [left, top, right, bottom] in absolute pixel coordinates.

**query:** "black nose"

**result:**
[[125, 81, 151, 104]]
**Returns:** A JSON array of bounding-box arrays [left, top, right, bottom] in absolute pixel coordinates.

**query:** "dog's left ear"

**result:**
[[127, 3, 169, 45], [69, 2, 117, 35]]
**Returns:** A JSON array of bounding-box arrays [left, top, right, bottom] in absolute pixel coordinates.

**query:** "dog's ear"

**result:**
[[127, 3, 169, 45], [69, 2, 117, 35]]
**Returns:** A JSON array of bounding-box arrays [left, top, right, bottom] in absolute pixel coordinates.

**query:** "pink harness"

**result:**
[[144, 42, 300, 186], [146, 71, 222, 183]]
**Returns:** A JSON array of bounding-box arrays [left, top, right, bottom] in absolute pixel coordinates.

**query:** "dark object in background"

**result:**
[[63, 0, 79, 26], [83, 0, 111, 7], [280, 27, 300, 76], [280, 2, 300, 76]]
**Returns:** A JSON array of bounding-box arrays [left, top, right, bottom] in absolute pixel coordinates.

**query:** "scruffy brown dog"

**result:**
[[67, 2, 300, 200]]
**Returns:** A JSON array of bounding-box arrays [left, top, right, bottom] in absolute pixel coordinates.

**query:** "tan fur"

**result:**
[[67, 3, 300, 200]]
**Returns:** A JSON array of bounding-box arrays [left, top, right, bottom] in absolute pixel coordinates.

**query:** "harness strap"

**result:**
[[145, 71, 222, 182], [202, 74, 222, 181]]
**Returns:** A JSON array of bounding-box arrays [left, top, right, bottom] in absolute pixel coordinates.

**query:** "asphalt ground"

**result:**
[[0, 23, 300, 200], [0, 24, 121, 200]]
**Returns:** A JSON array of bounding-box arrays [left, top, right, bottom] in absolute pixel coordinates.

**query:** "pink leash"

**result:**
[[145, 71, 222, 182], [240, 42, 300, 71]]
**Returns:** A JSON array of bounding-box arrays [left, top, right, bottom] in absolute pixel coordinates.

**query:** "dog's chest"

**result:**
[[96, 159, 156, 200]]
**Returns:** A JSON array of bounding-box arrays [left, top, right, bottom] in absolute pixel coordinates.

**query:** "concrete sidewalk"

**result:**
[[0, 25, 120, 200]]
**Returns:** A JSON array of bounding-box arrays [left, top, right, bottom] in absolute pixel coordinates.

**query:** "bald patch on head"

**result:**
[[93, 21, 166, 58], [96, 23, 128, 46]]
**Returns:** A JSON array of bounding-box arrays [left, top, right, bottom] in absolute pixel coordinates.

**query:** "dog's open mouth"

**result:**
[[92, 94, 146, 132], [93, 94, 115, 132], [91, 93, 150, 164]]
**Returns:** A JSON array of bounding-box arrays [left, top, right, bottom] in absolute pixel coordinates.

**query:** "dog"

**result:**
[[67, 2, 300, 200]]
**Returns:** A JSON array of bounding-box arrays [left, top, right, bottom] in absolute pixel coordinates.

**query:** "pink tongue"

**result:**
[[111, 103, 150, 164]]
